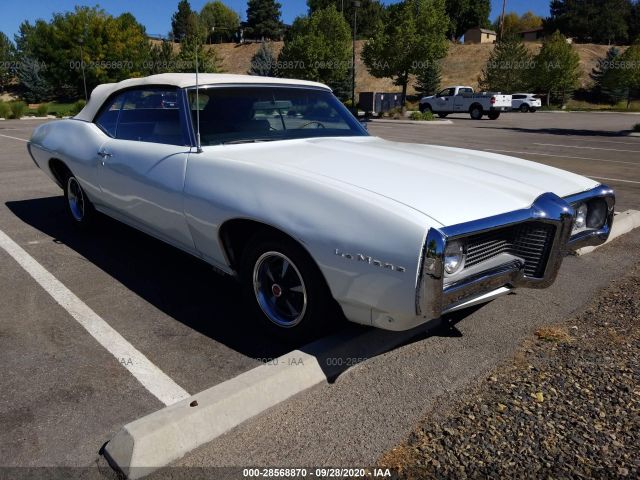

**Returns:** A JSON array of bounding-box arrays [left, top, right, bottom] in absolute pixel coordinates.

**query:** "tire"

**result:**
[[519, 104, 530, 113], [488, 111, 501, 120], [437, 113, 448, 118], [422, 103, 432, 113], [419, 103, 427, 113], [63, 171, 95, 227], [529, 108, 537, 113], [240, 233, 337, 343], [470, 105, 483, 120]]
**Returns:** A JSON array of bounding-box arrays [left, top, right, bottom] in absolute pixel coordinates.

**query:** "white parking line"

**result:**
[[533, 142, 640, 153], [485, 148, 638, 165], [0, 133, 28, 142], [0, 228, 190, 406], [589, 176, 640, 185]]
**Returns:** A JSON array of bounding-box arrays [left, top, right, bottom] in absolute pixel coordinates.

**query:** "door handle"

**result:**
[[98, 150, 112, 165]]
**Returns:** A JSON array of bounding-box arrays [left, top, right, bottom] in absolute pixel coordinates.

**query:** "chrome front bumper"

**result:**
[[416, 185, 615, 319]]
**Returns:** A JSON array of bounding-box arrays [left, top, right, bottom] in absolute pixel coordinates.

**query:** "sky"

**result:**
[[0, 0, 551, 41]]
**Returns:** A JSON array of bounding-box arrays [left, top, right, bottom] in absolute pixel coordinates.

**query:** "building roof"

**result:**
[[75, 73, 331, 121], [467, 27, 497, 35]]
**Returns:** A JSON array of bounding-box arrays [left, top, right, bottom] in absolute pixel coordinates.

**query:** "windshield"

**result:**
[[187, 86, 367, 145]]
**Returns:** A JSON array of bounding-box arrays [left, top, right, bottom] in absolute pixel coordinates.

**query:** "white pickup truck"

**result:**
[[419, 86, 512, 120]]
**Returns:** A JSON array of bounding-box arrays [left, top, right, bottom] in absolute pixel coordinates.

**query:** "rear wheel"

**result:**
[[488, 111, 501, 120], [63, 172, 95, 227], [519, 103, 530, 113], [437, 113, 448, 118], [470, 105, 483, 120], [420, 103, 432, 113], [240, 233, 337, 343]]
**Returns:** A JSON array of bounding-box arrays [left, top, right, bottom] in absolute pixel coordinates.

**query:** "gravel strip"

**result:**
[[379, 265, 640, 479]]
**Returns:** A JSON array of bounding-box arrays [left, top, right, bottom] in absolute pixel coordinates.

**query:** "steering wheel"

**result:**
[[298, 121, 326, 129]]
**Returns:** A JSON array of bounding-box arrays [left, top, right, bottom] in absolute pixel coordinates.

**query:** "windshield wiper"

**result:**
[[222, 138, 277, 145]]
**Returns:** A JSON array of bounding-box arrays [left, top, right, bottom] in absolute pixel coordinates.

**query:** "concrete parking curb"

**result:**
[[368, 118, 453, 126], [103, 322, 436, 479], [576, 210, 640, 256]]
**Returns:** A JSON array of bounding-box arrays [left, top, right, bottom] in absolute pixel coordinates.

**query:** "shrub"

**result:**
[[0, 101, 9, 119], [634, 123, 640, 132], [409, 110, 434, 121], [36, 103, 49, 117], [70, 100, 86, 116], [9, 101, 27, 119]]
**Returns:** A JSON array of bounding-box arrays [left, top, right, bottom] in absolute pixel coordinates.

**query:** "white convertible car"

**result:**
[[27, 74, 615, 341]]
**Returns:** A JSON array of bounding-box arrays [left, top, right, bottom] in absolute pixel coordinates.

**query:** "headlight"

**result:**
[[444, 240, 465, 274], [574, 202, 588, 230], [587, 198, 607, 229]]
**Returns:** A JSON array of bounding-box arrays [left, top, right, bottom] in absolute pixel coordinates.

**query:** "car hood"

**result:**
[[212, 136, 599, 227]]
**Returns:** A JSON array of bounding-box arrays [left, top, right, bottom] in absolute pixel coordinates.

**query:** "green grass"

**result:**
[[540, 99, 640, 112]]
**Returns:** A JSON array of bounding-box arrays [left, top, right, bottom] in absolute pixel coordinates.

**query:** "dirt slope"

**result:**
[[205, 40, 620, 95]]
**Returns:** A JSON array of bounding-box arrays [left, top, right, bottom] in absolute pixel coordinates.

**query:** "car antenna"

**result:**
[[195, 26, 203, 153]]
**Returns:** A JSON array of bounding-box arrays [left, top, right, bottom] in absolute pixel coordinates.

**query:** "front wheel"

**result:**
[[488, 111, 501, 120], [437, 113, 448, 118], [240, 234, 338, 343], [63, 172, 95, 227]]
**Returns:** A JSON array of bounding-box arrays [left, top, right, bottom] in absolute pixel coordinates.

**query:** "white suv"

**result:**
[[512, 93, 541, 113]]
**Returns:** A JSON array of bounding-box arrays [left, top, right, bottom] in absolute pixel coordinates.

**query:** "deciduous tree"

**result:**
[[307, 0, 387, 39], [362, 0, 449, 105], [0, 32, 15, 91], [200, 1, 240, 43], [277, 6, 351, 97], [14, 7, 149, 100]]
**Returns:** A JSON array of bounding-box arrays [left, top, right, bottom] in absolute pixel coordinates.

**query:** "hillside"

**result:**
[[207, 41, 619, 95]]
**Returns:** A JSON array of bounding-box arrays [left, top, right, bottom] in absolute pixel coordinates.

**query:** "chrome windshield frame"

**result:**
[[416, 185, 615, 319]]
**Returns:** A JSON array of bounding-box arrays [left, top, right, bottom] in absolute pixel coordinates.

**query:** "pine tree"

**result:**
[[479, 35, 532, 92], [248, 42, 276, 76], [590, 47, 625, 103], [246, 0, 283, 40], [17, 56, 52, 102], [414, 59, 442, 96], [172, 0, 195, 42], [532, 31, 581, 106]]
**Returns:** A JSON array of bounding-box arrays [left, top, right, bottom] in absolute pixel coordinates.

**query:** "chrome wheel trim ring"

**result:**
[[67, 177, 85, 222], [252, 251, 308, 328]]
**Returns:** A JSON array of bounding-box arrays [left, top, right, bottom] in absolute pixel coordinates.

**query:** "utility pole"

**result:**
[[498, 0, 507, 41], [351, 1, 360, 114], [78, 38, 88, 101]]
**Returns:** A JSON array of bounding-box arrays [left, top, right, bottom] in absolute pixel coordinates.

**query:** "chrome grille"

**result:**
[[465, 222, 556, 278]]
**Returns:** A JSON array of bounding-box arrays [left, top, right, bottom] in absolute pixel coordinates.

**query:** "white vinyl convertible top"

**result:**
[[74, 73, 331, 121]]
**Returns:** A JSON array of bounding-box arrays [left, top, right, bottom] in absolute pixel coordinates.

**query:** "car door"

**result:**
[[94, 87, 196, 251], [434, 88, 453, 112], [454, 87, 471, 111]]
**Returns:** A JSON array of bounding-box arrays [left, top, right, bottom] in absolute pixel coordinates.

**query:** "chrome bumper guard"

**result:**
[[416, 185, 615, 319]]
